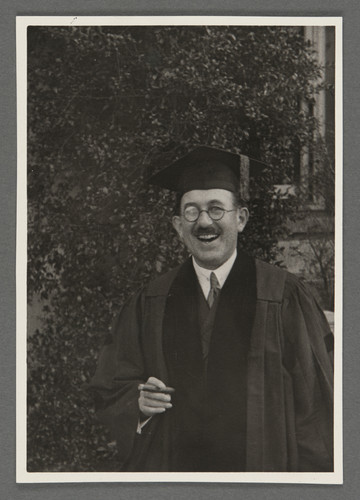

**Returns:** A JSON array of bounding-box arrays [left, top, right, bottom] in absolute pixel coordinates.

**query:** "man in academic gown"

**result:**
[[89, 146, 334, 472]]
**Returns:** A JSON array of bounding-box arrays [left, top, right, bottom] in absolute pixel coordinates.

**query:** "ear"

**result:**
[[172, 215, 184, 241], [237, 207, 249, 233]]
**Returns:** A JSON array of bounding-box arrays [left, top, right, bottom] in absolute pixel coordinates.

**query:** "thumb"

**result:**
[[145, 376, 167, 390]]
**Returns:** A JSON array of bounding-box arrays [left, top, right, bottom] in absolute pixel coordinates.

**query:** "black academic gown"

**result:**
[[89, 254, 334, 472], [161, 253, 256, 471]]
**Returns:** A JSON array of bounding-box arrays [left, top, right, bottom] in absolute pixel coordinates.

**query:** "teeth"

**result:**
[[198, 234, 218, 241]]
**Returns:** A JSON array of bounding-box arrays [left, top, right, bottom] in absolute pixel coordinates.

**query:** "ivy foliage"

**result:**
[[27, 25, 323, 471]]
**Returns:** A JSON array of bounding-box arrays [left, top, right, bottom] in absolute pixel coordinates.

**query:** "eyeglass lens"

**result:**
[[183, 206, 225, 222]]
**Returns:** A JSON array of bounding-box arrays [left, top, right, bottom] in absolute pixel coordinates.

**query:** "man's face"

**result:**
[[172, 189, 249, 270]]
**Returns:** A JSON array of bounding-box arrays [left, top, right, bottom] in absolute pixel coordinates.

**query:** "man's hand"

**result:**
[[138, 376, 173, 417]]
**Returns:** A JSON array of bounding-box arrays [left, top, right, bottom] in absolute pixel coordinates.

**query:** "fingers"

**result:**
[[140, 406, 167, 416], [138, 376, 173, 417], [141, 391, 171, 403], [138, 393, 172, 416], [142, 391, 172, 404], [146, 376, 167, 389]]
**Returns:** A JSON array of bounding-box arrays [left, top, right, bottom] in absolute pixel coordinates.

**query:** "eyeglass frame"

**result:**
[[181, 205, 238, 223]]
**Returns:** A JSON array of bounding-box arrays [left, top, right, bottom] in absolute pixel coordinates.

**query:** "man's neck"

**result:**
[[192, 250, 237, 298]]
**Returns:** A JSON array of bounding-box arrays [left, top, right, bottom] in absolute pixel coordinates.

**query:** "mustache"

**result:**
[[192, 228, 221, 236]]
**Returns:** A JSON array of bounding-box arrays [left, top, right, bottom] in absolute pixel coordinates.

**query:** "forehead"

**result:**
[[181, 189, 234, 207]]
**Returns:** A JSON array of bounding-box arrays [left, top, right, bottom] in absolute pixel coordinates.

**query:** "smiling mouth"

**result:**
[[196, 234, 220, 243]]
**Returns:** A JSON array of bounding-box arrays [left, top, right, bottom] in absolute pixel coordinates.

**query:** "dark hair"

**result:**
[[173, 190, 247, 216]]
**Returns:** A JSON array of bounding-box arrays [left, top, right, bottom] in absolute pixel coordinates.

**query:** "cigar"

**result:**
[[138, 383, 175, 394]]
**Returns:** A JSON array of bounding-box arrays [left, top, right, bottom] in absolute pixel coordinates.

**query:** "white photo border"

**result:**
[[16, 15, 343, 484]]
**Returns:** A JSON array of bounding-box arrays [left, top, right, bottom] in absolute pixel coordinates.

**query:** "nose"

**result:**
[[196, 210, 213, 227]]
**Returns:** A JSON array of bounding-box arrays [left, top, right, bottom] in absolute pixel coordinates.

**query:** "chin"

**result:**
[[194, 253, 225, 270]]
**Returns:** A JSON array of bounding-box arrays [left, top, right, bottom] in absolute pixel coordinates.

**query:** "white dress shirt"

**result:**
[[192, 249, 237, 300]]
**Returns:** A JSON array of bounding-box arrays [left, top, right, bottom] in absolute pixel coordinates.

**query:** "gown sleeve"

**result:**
[[281, 275, 334, 472], [88, 289, 146, 464]]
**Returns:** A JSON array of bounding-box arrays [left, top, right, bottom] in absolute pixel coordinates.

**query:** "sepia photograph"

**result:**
[[16, 16, 342, 483]]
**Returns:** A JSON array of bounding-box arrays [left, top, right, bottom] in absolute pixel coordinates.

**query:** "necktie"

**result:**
[[207, 272, 220, 308]]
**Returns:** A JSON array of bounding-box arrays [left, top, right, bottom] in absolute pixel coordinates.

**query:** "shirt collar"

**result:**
[[192, 249, 237, 297]]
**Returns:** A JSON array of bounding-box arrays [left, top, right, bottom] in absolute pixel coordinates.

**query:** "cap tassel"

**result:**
[[239, 154, 250, 201]]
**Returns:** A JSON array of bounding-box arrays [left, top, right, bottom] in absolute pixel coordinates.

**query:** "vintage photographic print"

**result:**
[[16, 16, 342, 483]]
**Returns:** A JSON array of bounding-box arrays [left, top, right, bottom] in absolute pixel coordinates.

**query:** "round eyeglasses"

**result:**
[[182, 206, 237, 222]]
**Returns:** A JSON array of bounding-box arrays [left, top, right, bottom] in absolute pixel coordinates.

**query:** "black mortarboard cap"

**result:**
[[149, 146, 268, 200]]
